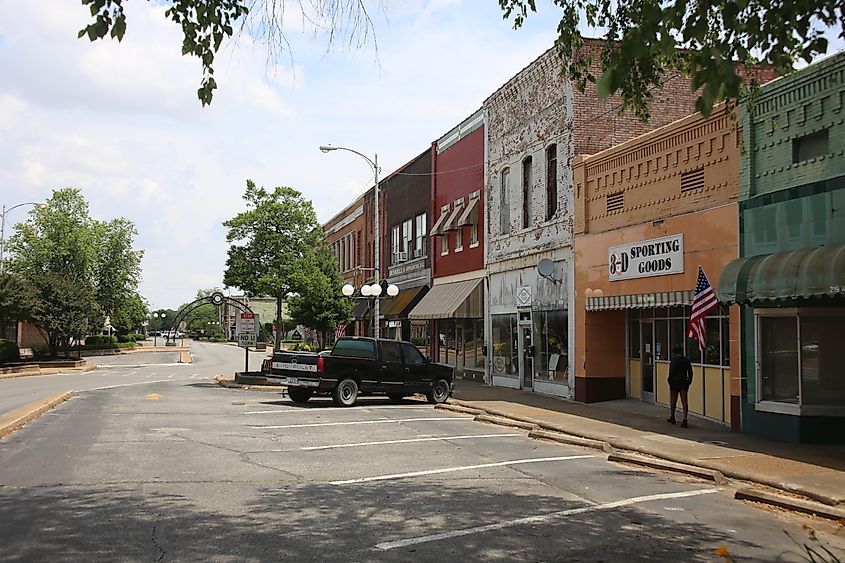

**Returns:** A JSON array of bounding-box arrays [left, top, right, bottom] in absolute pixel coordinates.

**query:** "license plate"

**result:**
[[282, 377, 298, 386], [271, 362, 317, 372]]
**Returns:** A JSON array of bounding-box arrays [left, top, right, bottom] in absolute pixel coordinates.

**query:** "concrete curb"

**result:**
[[0, 363, 96, 379], [475, 413, 538, 431], [213, 375, 286, 392], [0, 391, 76, 439], [529, 428, 613, 452], [435, 404, 485, 416], [447, 398, 843, 508], [608, 451, 726, 484], [735, 488, 845, 521]]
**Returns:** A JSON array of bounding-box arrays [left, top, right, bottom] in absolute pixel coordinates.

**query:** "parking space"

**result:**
[[2, 380, 838, 562]]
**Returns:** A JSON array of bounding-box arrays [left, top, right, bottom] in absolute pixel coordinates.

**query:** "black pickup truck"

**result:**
[[266, 337, 454, 407]]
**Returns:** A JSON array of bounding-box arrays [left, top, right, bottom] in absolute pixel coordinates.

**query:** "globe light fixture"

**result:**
[[341, 283, 355, 297], [386, 284, 399, 297]]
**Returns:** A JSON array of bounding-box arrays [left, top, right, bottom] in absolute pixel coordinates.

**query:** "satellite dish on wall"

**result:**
[[537, 258, 562, 284]]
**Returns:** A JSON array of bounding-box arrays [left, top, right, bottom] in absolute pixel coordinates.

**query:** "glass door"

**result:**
[[519, 326, 534, 390], [641, 320, 655, 402]]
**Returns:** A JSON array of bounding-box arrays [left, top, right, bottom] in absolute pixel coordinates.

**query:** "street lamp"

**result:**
[[152, 312, 166, 347], [341, 282, 399, 338], [320, 144, 382, 338], [0, 201, 47, 274]]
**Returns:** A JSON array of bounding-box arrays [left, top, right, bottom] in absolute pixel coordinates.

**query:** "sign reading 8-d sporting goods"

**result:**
[[609, 234, 684, 281]]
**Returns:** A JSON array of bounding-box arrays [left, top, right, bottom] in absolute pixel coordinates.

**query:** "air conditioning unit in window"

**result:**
[[397, 251, 408, 262], [413, 248, 423, 258]]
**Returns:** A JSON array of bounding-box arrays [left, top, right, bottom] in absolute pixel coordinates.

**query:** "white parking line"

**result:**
[[251, 417, 473, 429], [302, 433, 523, 451], [83, 379, 174, 391], [375, 488, 720, 550], [244, 405, 436, 414], [331, 455, 594, 485]]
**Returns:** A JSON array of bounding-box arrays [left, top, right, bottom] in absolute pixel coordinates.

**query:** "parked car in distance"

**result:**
[[266, 337, 454, 407]]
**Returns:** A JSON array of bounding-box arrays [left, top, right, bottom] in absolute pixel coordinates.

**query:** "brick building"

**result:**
[[573, 106, 742, 425], [323, 188, 376, 336], [484, 40, 706, 398], [718, 52, 845, 443], [408, 110, 486, 380]]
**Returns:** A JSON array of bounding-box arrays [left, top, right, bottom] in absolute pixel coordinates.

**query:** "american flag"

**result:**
[[334, 323, 348, 340], [687, 266, 719, 351]]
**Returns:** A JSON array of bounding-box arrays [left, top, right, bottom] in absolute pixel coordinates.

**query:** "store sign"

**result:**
[[609, 234, 684, 281]]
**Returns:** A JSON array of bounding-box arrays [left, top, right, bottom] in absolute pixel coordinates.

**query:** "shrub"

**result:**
[[0, 339, 20, 363], [85, 335, 119, 346], [116, 334, 132, 343], [289, 343, 313, 352], [131, 333, 147, 341]]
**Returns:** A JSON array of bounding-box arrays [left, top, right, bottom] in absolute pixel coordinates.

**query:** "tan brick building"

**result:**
[[573, 106, 742, 426]]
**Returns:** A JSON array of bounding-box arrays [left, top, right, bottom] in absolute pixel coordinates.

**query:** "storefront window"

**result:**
[[436, 319, 458, 368], [628, 318, 640, 359], [410, 321, 429, 348], [759, 315, 799, 403], [475, 320, 485, 369], [758, 310, 845, 407], [492, 314, 517, 376], [626, 307, 728, 366], [655, 320, 668, 361], [534, 310, 568, 381]]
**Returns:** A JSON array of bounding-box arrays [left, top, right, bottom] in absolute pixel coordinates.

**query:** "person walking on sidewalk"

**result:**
[[667, 345, 693, 428]]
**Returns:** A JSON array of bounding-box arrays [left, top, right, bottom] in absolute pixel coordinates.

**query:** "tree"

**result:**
[[176, 289, 224, 337], [287, 241, 353, 349], [499, 0, 843, 119], [223, 180, 323, 351], [0, 272, 38, 335], [6, 188, 144, 356], [78, 0, 381, 106], [111, 291, 149, 335]]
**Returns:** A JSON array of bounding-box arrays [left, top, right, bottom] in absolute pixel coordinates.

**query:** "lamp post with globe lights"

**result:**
[[152, 312, 166, 347], [319, 144, 383, 338], [341, 281, 398, 338], [0, 201, 47, 274]]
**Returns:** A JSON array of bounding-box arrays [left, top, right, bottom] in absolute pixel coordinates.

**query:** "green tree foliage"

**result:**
[[499, 0, 843, 118], [148, 308, 178, 332], [0, 272, 38, 333], [176, 289, 223, 336], [6, 188, 144, 356], [223, 180, 323, 351], [287, 241, 353, 349], [77, 0, 380, 106], [111, 291, 149, 335]]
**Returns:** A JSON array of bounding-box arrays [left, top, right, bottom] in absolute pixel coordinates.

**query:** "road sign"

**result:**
[[237, 312, 256, 334], [238, 332, 257, 348]]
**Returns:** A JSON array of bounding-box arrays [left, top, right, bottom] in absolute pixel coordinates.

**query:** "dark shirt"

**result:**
[[668, 355, 693, 389]]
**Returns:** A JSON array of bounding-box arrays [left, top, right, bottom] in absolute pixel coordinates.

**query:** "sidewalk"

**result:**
[[447, 379, 845, 512]]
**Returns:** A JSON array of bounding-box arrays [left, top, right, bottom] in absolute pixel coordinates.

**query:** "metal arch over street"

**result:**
[[166, 292, 256, 344]]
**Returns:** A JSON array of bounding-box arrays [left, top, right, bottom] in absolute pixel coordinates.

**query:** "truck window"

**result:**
[[380, 341, 402, 363], [401, 343, 425, 365], [333, 339, 375, 358]]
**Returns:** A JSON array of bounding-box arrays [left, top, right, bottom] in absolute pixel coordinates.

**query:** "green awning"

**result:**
[[717, 245, 845, 304]]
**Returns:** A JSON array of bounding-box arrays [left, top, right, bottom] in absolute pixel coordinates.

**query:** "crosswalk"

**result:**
[[90, 371, 208, 379]]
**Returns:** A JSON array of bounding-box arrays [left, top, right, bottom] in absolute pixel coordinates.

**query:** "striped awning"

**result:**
[[408, 278, 483, 319], [585, 291, 694, 311], [718, 245, 845, 304]]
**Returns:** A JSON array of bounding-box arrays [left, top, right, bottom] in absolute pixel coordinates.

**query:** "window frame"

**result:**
[[500, 167, 510, 235], [545, 144, 558, 221], [522, 156, 533, 229], [415, 212, 426, 258], [754, 307, 845, 416]]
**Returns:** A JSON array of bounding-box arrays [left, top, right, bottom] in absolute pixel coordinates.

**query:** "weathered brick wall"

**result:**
[[574, 105, 740, 235], [323, 190, 373, 288]]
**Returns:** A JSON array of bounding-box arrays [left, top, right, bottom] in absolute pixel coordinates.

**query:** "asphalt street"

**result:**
[[0, 341, 269, 416], [2, 343, 842, 562]]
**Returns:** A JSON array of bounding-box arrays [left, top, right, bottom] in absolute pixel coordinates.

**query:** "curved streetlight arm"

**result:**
[[318, 145, 376, 171], [1, 201, 46, 274]]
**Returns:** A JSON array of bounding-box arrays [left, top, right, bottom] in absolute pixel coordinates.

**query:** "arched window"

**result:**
[[500, 167, 510, 234], [522, 156, 533, 229], [546, 144, 558, 220]]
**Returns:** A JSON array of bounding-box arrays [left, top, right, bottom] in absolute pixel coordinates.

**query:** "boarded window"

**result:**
[[681, 168, 705, 193], [606, 191, 624, 213], [793, 129, 829, 163]]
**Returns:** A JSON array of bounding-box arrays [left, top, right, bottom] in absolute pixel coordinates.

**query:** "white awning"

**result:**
[[408, 278, 483, 319], [585, 291, 694, 311], [456, 197, 479, 227], [441, 204, 465, 232]]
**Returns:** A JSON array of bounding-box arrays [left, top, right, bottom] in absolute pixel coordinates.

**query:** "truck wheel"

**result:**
[[387, 393, 405, 402], [333, 379, 359, 407], [426, 379, 450, 404], [287, 388, 312, 404]]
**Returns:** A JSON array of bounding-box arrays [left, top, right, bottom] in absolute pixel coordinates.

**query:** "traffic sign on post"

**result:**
[[237, 312, 257, 335], [238, 332, 257, 348]]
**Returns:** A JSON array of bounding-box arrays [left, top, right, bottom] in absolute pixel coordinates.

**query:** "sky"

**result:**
[[1, 1, 842, 310]]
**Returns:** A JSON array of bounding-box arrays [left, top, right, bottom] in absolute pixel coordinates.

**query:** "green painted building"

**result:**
[[718, 51, 845, 443]]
